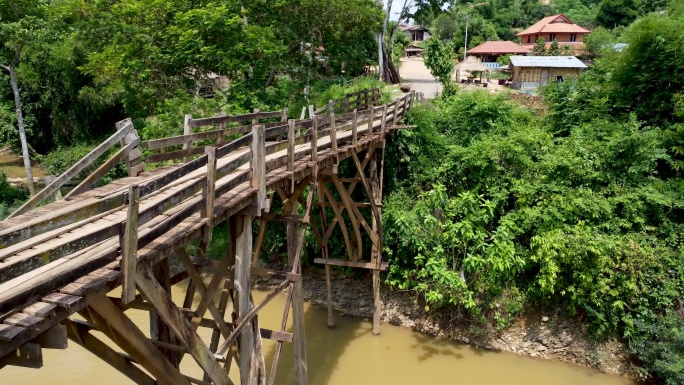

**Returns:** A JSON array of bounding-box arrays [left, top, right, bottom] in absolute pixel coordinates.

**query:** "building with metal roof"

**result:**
[[509, 56, 588, 91]]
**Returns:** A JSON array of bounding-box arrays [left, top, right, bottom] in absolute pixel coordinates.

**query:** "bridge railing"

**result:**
[[0, 89, 419, 315], [313, 87, 381, 116], [143, 109, 289, 164]]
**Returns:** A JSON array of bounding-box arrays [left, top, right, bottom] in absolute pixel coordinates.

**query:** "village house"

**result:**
[[466, 41, 529, 68], [509, 55, 587, 91], [400, 24, 431, 43], [517, 14, 591, 51]]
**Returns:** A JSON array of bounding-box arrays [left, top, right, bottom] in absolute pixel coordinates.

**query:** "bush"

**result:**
[[630, 316, 684, 384]]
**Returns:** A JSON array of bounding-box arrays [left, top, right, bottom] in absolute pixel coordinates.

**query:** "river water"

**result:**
[[0, 150, 45, 179], [4, 280, 637, 385]]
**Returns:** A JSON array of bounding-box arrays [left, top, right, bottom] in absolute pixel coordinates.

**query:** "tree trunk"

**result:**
[[377, 33, 384, 81], [5, 64, 36, 196]]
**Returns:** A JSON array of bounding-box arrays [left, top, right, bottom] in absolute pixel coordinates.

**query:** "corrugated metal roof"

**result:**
[[510, 56, 588, 68]]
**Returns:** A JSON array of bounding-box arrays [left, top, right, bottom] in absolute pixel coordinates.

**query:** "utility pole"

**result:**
[[464, 15, 470, 60]]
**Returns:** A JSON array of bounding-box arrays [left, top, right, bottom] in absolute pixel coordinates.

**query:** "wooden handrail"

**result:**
[[8, 121, 135, 219]]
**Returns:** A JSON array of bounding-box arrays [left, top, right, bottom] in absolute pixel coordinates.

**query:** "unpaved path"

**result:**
[[399, 58, 442, 99]]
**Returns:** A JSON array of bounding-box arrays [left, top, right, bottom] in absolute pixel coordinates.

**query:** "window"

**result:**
[[549, 33, 556, 41], [570, 34, 577, 42], [527, 36, 531, 43], [556, 76, 564, 83]]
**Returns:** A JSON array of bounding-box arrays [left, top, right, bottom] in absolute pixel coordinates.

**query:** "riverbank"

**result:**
[[257, 265, 640, 382]]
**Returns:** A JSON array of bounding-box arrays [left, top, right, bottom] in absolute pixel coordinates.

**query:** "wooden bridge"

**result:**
[[0, 88, 421, 384]]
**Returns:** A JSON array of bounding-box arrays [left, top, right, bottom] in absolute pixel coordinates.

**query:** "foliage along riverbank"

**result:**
[[381, 6, 684, 379]]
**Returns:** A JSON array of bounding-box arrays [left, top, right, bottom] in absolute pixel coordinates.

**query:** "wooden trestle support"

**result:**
[[0, 88, 420, 384]]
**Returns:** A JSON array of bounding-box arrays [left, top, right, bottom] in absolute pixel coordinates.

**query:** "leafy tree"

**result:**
[[424, 38, 455, 95], [0, 0, 49, 196], [548, 39, 561, 55], [596, 0, 639, 27], [583, 26, 615, 57], [530, 37, 548, 56]]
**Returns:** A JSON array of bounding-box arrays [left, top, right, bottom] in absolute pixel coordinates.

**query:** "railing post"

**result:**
[[281, 107, 288, 123], [328, 101, 337, 155], [183, 114, 192, 163], [308, 105, 314, 120], [218, 112, 227, 145], [300, 106, 306, 120], [287, 119, 296, 174], [393, 97, 400, 125], [380, 104, 388, 139], [311, 116, 318, 165], [122, 184, 140, 305], [351, 109, 358, 148], [251, 125, 266, 212], [252, 108, 260, 126], [201, 147, 217, 248]]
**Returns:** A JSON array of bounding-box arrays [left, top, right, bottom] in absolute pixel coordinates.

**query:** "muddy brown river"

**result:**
[[3, 279, 638, 385]]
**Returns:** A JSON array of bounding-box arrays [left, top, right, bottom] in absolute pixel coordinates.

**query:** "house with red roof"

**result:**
[[467, 41, 529, 63], [517, 14, 591, 51]]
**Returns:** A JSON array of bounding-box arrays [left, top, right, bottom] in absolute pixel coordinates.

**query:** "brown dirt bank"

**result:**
[[257, 265, 640, 382]]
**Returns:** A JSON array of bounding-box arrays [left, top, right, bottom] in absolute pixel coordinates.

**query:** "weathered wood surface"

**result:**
[[0, 90, 419, 382]]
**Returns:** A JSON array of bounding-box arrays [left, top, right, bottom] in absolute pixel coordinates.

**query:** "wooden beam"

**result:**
[[33, 324, 67, 349], [313, 258, 387, 270], [252, 125, 266, 212], [135, 265, 232, 385], [65, 137, 140, 199], [9, 120, 133, 218], [0, 343, 42, 369], [83, 295, 189, 385], [122, 184, 140, 304]]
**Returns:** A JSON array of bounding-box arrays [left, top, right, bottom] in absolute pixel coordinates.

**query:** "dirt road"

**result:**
[[399, 58, 441, 99]]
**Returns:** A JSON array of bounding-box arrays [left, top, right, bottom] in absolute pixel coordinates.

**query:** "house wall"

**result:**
[[521, 33, 587, 44], [512, 66, 581, 90]]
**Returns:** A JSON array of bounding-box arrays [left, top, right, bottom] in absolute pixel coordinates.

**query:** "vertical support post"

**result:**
[[369, 152, 382, 335], [218, 112, 228, 145], [393, 97, 400, 126], [281, 107, 288, 123], [351, 109, 358, 148], [308, 105, 314, 120], [317, 181, 335, 329], [380, 104, 388, 138], [150, 258, 178, 366], [288, 185, 308, 385], [252, 108, 260, 126], [328, 101, 338, 159], [121, 184, 140, 305], [310, 117, 318, 165], [288, 119, 296, 193], [183, 115, 192, 163], [201, 147, 217, 252], [300, 106, 306, 120], [251, 125, 266, 212]]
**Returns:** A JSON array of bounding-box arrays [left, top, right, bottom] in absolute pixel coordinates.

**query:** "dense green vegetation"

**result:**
[[426, 0, 672, 58], [384, 2, 684, 383]]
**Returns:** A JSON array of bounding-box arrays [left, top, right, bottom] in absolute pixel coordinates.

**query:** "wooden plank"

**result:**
[[65, 319, 156, 385], [313, 258, 387, 270], [43, 293, 82, 309], [9, 121, 133, 218], [183, 114, 192, 163], [0, 324, 24, 341], [65, 137, 140, 199], [3, 313, 43, 328], [147, 144, 208, 163], [22, 302, 56, 318], [352, 109, 358, 147], [200, 147, 217, 251], [122, 185, 140, 304]]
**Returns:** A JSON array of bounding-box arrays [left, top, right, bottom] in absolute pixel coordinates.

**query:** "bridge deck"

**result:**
[[0, 108, 399, 360]]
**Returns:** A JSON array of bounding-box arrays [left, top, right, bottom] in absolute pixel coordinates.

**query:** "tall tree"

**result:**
[[0, 0, 46, 196]]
